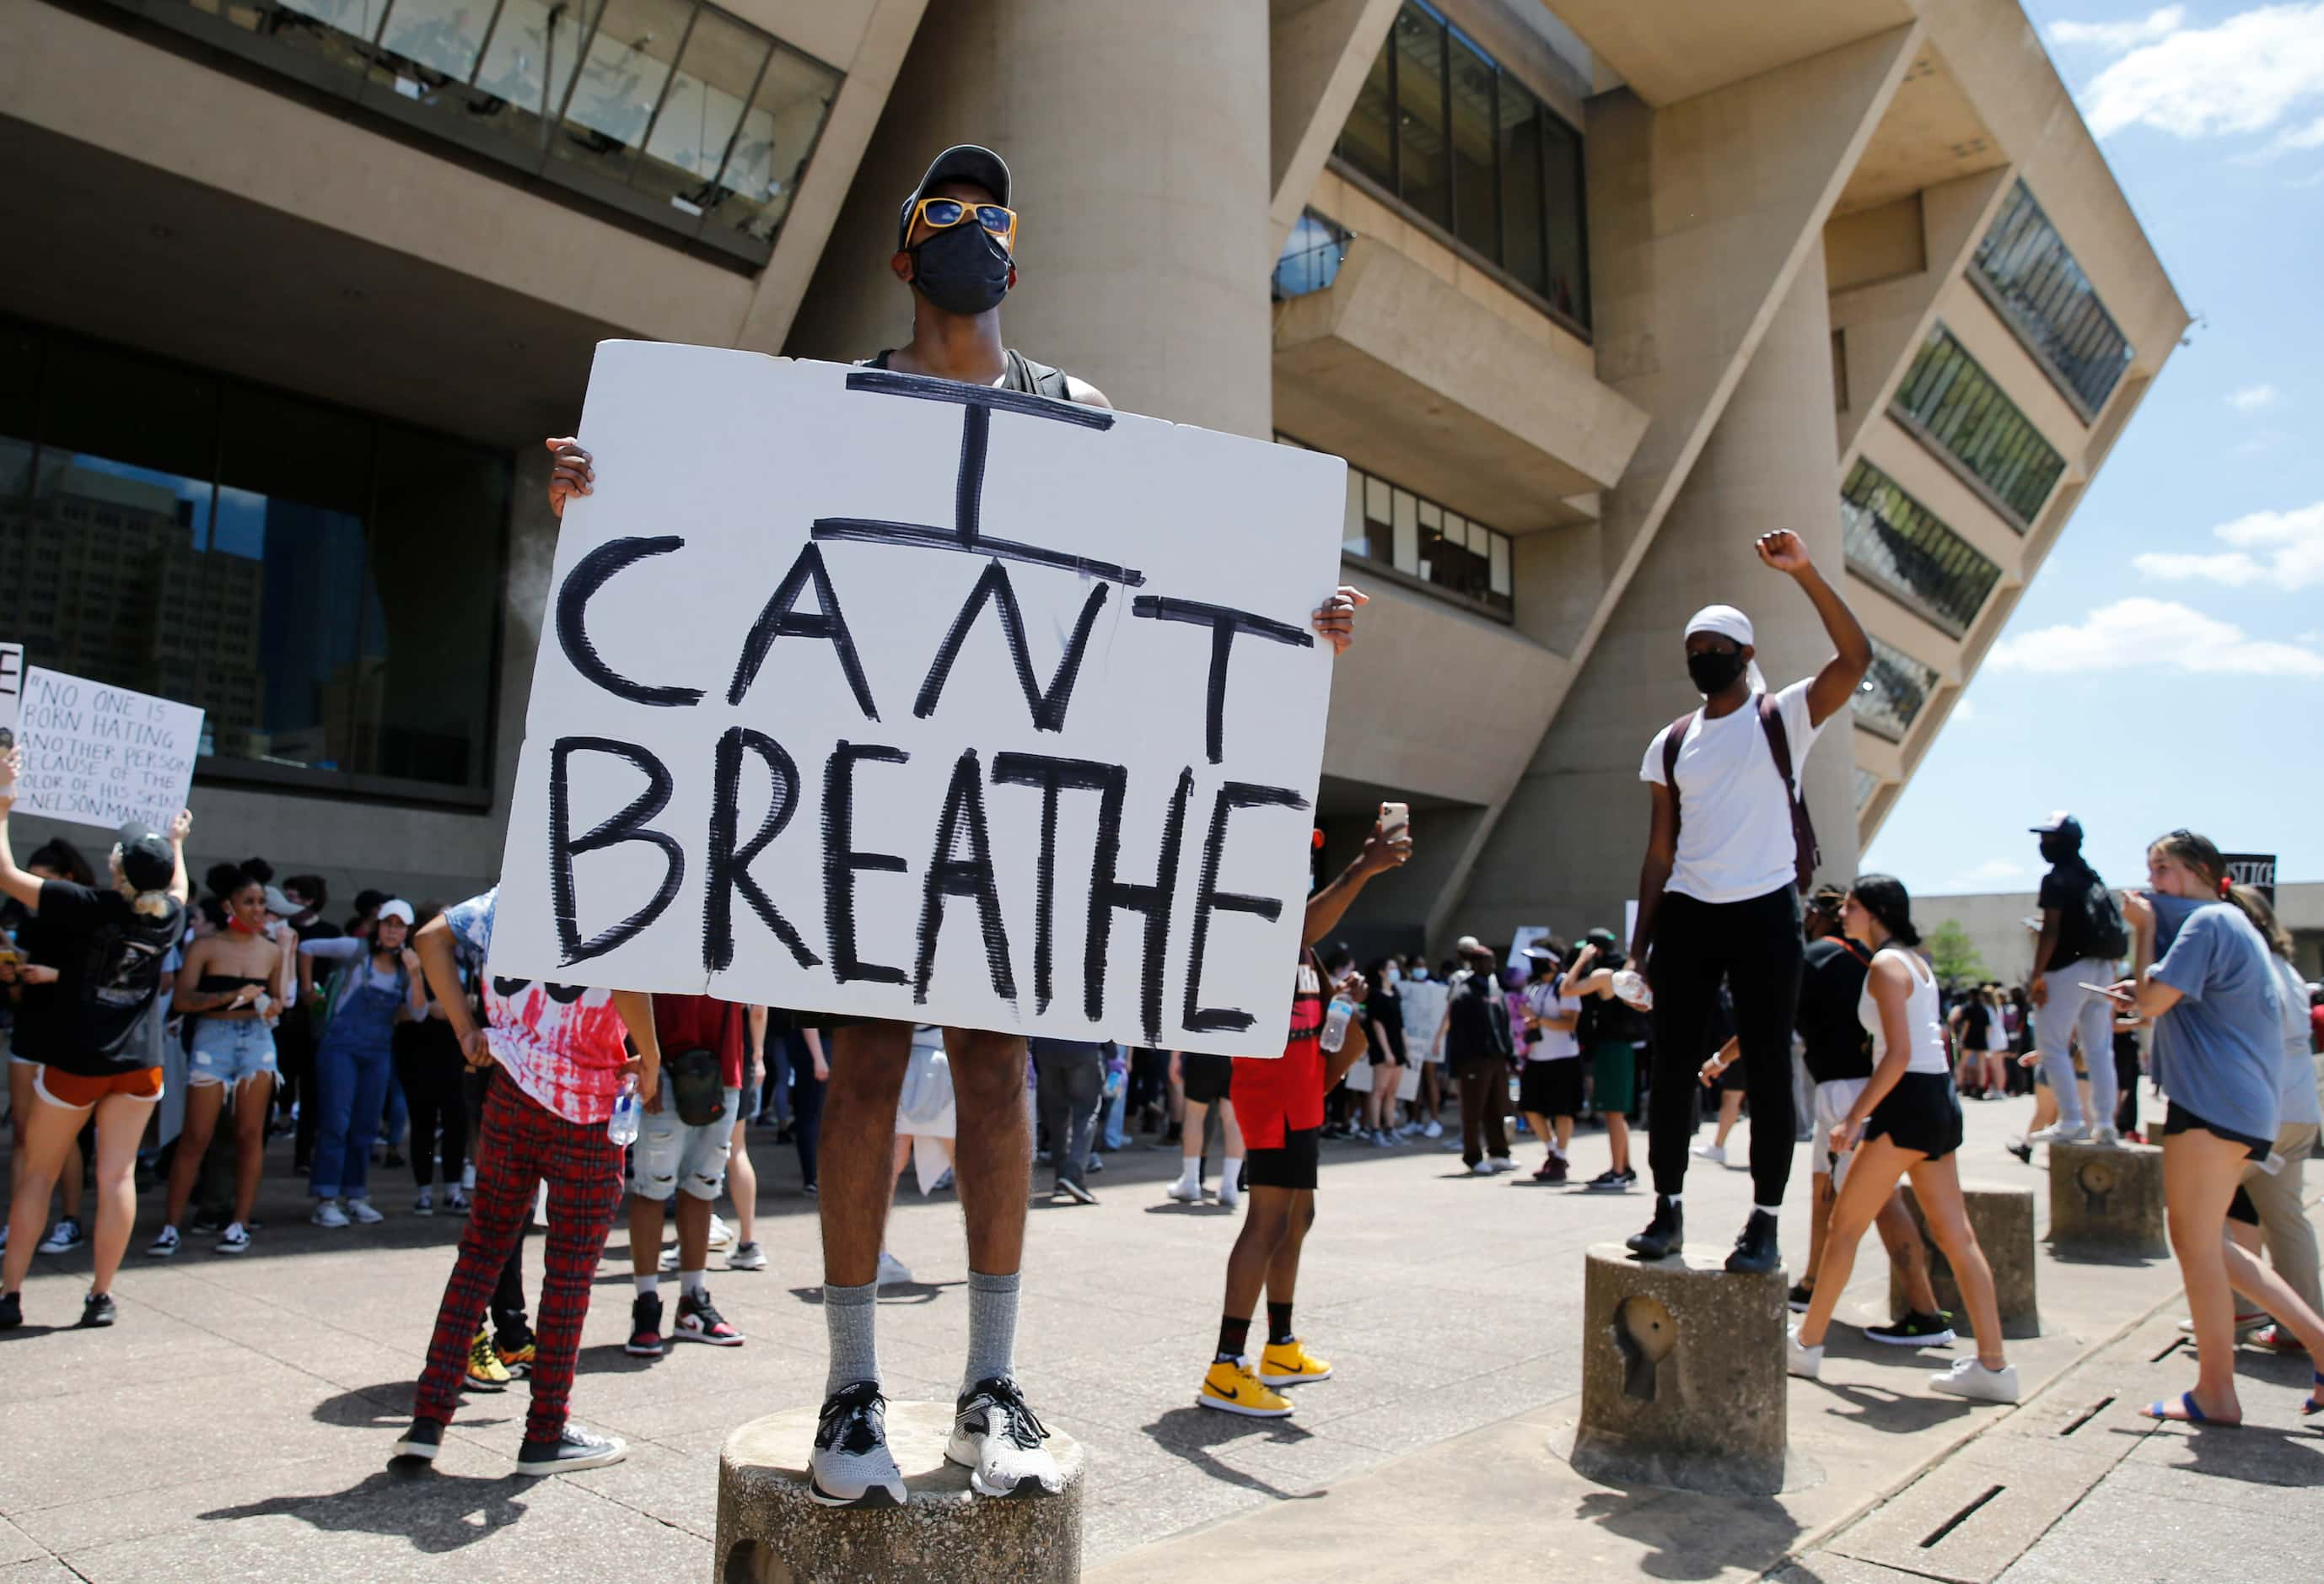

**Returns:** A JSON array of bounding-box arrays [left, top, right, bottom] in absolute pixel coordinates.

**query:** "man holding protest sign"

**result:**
[[538, 143, 1367, 1506]]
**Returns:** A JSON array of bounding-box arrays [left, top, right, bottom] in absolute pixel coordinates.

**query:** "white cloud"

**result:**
[[2050, 6, 2187, 51], [2131, 501, 2324, 589], [2273, 113, 2324, 150], [2063, 4, 2324, 142], [2227, 383, 2280, 410], [1988, 596, 2324, 676], [1947, 858, 2028, 889]]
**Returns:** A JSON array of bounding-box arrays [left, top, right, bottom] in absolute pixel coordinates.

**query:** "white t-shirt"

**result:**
[[1639, 679, 1822, 905], [1523, 982, 1581, 1061]]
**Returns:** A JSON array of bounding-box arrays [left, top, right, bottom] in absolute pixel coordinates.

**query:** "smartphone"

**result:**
[[1380, 801, 1410, 840], [2077, 981, 2130, 1001]]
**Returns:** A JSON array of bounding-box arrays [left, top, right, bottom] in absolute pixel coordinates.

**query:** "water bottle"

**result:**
[[607, 1075, 641, 1145], [1320, 993, 1357, 1053], [1612, 969, 1654, 1011]]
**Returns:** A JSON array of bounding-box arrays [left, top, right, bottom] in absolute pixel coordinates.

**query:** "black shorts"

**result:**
[[1718, 1055, 1749, 1096], [1180, 1053, 1234, 1106], [1241, 1126, 1320, 1191], [1863, 1071, 1964, 1161], [2163, 1102, 2270, 1161], [1520, 1059, 1582, 1118]]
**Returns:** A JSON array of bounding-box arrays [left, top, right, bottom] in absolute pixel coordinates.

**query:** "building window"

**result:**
[[122, 0, 842, 266], [1274, 211, 1350, 299], [1852, 634, 1939, 741], [1278, 435, 1513, 621], [0, 316, 507, 800], [1853, 767, 1880, 810], [1891, 327, 2067, 529], [1841, 459, 2000, 639], [1332, 1, 1589, 329], [1973, 180, 2133, 418]]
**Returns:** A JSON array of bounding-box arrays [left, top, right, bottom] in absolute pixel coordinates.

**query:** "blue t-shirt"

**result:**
[[2149, 895, 2283, 1145]]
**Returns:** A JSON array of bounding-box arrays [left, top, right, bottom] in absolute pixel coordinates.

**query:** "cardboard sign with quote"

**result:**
[[12, 666, 203, 832], [490, 342, 1347, 1056]]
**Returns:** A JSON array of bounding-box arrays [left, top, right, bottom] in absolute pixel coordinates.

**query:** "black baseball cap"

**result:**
[[897, 144, 1012, 250], [2031, 811, 2085, 844], [114, 822, 175, 892]]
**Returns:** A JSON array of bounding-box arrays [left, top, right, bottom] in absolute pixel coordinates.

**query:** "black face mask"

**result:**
[[1687, 648, 1746, 696], [909, 224, 1013, 317], [2037, 834, 2078, 865]]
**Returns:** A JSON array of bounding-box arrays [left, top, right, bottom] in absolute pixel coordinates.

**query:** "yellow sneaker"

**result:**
[[1198, 1357, 1292, 1417], [464, 1328, 511, 1393], [1257, 1338, 1332, 1386], [496, 1339, 537, 1378]]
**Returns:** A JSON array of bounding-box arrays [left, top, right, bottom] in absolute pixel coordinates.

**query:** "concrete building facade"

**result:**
[[2, 0, 2184, 942]]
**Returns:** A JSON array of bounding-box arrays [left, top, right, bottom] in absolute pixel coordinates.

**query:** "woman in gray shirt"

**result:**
[[2111, 831, 2324, 1425]]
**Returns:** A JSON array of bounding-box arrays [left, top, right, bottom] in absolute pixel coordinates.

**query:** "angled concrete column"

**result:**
[[788, 0, 1273, 437], [1266, 0, 1403, 251]]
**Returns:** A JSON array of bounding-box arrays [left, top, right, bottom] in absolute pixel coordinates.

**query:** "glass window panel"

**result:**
[[1336, 25, 1395, 191], [1417, 498, 1441, 530], [363, 428, 506, 785], [1541, 110, 1587, 325], [1489, 532, 1510, 595], [551, 0, 692, 182], [1449, 34, 1497, 260], [1342, 470, 1369, 558], [374, 0, 493, 85], [702, 44, 842, 245], [468, 0, 607, 153], [632, 9, 771, 213], [1840, 460, 2000, 638], [1392, 6, 1449, 228], [1497, 82, 1546, 294], [1393, 488, 1419, 572], [264, 0, 392, 78], [1891, 327, 2063, 527], [1851, 634, 1939, 741], [1365, 474, 1391, 525], [1972, 180, 2132, 413]]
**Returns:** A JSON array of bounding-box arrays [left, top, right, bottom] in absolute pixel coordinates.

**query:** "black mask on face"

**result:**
[[2037, 833, 2077, 865], [909, 224, 1013, 316], [1687, 647, 1746, 696]]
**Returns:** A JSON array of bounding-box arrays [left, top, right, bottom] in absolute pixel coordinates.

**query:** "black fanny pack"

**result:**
[[664, 1047, 725, 1127]]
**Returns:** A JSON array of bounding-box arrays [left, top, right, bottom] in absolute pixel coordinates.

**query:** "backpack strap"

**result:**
[[1006, 349, 1075, 401], [1659, 712, 1697, 846], [1756, 693, 1821, 895]]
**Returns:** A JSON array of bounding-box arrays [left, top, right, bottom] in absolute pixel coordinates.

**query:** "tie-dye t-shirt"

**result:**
[[440, 888, 632, 1125]]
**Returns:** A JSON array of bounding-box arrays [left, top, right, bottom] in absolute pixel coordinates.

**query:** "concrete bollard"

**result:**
[[1569, 1243, 1789, 1495], [2047, 1140, 2168, 1258], [1888, 1180, 2041, 1339], [716, 1404, 1084, 1584]]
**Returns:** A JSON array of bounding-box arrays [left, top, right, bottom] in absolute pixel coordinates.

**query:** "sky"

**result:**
[[1860, 1, 2324, 897]]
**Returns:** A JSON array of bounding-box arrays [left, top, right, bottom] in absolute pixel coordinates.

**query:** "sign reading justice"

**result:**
[[490, 342, 1348, 1055]]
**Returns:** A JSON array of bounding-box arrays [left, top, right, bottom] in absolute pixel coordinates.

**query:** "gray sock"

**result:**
[[824, 1280, 879, 1397], [963, 1269, 1020, 1390]]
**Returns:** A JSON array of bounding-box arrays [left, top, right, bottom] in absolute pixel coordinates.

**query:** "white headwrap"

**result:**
[[1684, 604, 1768, 693]]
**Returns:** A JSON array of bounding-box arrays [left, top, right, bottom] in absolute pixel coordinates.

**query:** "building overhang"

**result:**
[[1272, 237, 1649, 532]]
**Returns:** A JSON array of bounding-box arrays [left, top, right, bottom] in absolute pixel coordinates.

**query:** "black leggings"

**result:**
[[1647, 887, 1805, 1204], [789, 1032, 826, 1188], [394, 1022, 470, 1189]]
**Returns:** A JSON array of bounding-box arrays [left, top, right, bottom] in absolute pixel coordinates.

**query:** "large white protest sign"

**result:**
[[490, 342, 1348, 1056], [13, 668, 203, 832], [0, 643, 22, 744]]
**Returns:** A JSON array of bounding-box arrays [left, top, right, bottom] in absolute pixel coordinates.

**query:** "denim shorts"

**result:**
[[188, 1018, 279, 1088], [629, 1086, 740, 1202]]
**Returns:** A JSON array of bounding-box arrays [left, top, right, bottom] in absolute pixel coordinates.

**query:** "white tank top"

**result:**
[[1858, 947, 1950, 1075]]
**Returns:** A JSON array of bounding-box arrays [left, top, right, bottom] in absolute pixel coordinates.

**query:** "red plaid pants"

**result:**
[[413, 1077, 623, 1442]]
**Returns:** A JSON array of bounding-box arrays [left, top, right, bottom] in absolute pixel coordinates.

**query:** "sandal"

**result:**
[[2143, 1392, 2240, 1426], [2303, 1371, 2323, 1418]]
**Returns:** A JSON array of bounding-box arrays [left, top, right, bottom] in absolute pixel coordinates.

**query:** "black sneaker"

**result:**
[[0, 1291, 20, 1330], [2005, 1140, 2033, 1165], [1866, 1310, 1957, 1348], [1787, 1282, 1815, 1313], [1627, 1195, 1684, 1258], [1582, 1168, 1631, 1193], [626, 1292, 665, 1357], [515, 1424, 626, 1475], [391, 1418, 445, 1463], [1725, 1210, 1781, 1275], [78, 1292, 117, 1328]]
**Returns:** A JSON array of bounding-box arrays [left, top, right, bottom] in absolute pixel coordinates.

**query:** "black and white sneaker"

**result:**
[[947, 1376, 1062, 1499], [391, 1418, 445, 1463], [78, 1292, 117, 1328], [214, 1223, 252, 1256], [1787, 1282, 1815, 1313], [1581, 1168, 1632, 1193], [625, 1293, 665, 1357], [808, 1382, 908, 1508], [515, 1425, 627, 1475], [1866, 1310, 1957, 1348], [1056, 1178, 1098, 1206]]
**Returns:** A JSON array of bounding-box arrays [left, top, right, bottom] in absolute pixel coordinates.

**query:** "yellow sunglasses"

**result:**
[[906, 196, 1017, 248]]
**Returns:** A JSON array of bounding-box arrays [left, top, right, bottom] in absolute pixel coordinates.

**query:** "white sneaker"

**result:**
[[659, 1244, 681, 1274], [947, 1376, 1063, 1499], [1786, 1324, 1823, 1380], [808, 1382, 908, 1508], [1471, 1160, 1497, 1177], [346, 1198, 385, 1225], [146, 1225, 180, 1258], [1489, 1157, 1520, 1174], [215, 1222, 251, 1255], [1396, 1123, 1419, 1139], [1165, 1177, 1204, 1204], [312, 1200, 350, 1228], [1929, 1359, 2020, 1403], [2026, 1122, 2090, 1145], [1421, 1119, 1444, 1140], [707, 1214, 734, 1249], [1217, 1180, 1241, 1211], [36, 1218, 86, 1255], [1692, 1142, 1727, 1165], [2090, 1126, 2122, 1149], [875, 1250, 913, 1287]]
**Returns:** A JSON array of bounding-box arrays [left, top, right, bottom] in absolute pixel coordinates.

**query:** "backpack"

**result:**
[[1660, 694, 1821, 895], [1448, 971, 1513, 1059], [2082, 875, 2131, 962]]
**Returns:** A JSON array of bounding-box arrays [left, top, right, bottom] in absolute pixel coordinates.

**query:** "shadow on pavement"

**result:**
[[1142, 1202, 1230, 1216], [1139, 1404, 1326, 1502], [783, 1281, 963, 1307], [1802, 1379, 1977, 1434], [1574, 1488, 1803, 1581], [199, 1468, 530, 1553]]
